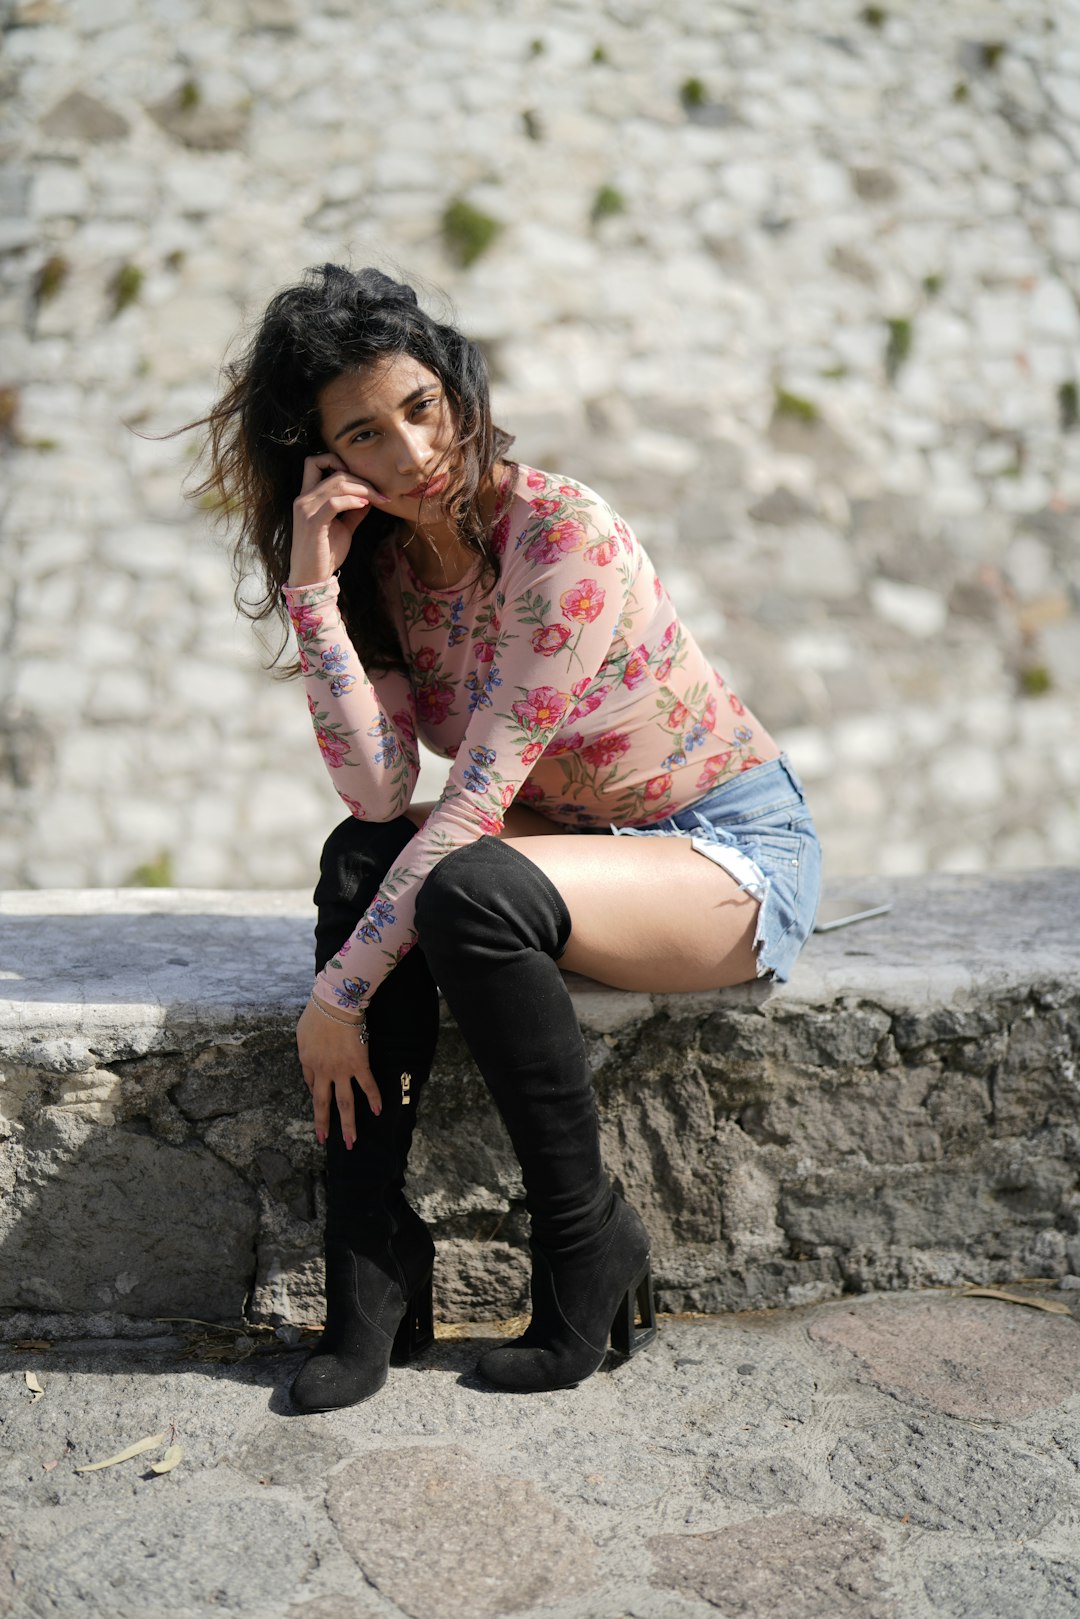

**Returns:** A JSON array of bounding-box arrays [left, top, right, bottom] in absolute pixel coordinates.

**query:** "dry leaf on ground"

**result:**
[[74, 1432, 166, 1473], [24, 1372, 44, 1403], [960, 1285, 1072, 1316], [149, 1445, 183, 1475]]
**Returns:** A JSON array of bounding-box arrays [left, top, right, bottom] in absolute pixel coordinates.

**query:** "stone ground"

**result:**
[[2, 1285, 1080, 1619]]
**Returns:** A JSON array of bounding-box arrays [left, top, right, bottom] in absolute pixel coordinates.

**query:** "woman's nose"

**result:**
[[395, 424, 432, 475]]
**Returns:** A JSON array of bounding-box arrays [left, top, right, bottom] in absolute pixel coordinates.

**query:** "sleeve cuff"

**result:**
[[313, 967, 369, 1014], [282, 576, 340, 606]]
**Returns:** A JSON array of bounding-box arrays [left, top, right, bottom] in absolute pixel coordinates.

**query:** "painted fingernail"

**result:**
[[316, 1129, 326, 1145], [345, 1133, 355, 1150]]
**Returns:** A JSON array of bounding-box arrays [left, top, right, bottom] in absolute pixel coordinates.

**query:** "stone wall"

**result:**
[[1, 0, 1079, 889], [1, 871, 1077, 1331]]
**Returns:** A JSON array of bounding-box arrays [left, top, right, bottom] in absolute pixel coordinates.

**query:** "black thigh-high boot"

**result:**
[[414, 838, 657, 1392], [290, 815, 440, 1413]]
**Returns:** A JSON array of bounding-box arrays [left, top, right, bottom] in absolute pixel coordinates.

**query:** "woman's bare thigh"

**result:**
[[504, 834, 759, 992]]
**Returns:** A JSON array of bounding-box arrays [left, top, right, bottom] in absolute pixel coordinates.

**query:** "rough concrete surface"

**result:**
[[1, 1287, 1079, 1619], [2, 872, 1079, 1331]]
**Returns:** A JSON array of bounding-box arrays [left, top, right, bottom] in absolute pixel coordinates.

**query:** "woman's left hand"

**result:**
[[297, 999, 382, 1147]]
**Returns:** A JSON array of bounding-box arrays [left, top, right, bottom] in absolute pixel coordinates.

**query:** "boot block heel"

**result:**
[[391, 1270, 435, 1364], [609, 1261, 657, 1359]]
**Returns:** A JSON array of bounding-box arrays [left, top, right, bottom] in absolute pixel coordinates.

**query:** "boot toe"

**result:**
[[475, 1341, 602, 1392], [290, 1350, 389, 1412]]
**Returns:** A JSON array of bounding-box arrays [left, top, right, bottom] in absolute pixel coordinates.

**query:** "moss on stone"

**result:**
[[110, 263, 144, 315], [774, 388, 819, 423], [1020, 665, 1052, 697], [34, 254, 69, 305], [441, 198, 502, 268], [0, 386, 19, 441], [128, 851, 174, 887], [885, 317, 912, 380], [591, 183, 626, 224]]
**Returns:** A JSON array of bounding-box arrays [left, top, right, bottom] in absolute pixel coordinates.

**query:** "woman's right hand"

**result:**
[[297, 997, 382, 1147], [289, 453, 389, 587]]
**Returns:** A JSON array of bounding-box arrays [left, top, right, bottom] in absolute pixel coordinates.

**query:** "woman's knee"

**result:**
[[415, 841, 489, 932], [317, 813, 415, 904], [414, 840, 523, 960], [415, 839, 569, 961]]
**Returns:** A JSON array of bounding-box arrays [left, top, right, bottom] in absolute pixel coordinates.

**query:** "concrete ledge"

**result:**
[[2, 872, 1078, 1333]]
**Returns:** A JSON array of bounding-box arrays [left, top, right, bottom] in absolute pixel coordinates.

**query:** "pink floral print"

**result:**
[[283, 463, 777, 1011], [511, 684, 571, 733], [585, 537, 618, 567], [525, 518, 588, 566], [532, 624, 572, 656], [560, 579, 606, 623], [581, 731, 631, 769]]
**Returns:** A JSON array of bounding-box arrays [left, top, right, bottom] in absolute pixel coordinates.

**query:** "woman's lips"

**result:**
[[403, 472, 449, 500]]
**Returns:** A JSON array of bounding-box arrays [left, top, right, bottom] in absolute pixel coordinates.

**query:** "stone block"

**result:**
[[150, 89, 249, 151], [86, 668, 156, 723], [1029, 276, 1080, 342], [922, 1549, 1080, 1619], [807, 1293, 1080, 1420], [870, 577, 948, 639], [780, 1144, 1077, 1271], [8, 1496, 318, 1619], [327, 1448, 599, 1619], [41, 90, 129, 142], [830, 1412, 1077, 1537], [0, 1119, 256, 1318], [776, 524, 861, 599], [28, 163, 89, 216], [650, 1514, 894, 1619]]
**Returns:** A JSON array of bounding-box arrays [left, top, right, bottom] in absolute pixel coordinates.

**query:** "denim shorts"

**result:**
[[603, 753, 822, 983]]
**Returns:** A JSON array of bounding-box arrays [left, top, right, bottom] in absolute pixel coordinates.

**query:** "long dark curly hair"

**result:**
[[191, 264, 514, 674]]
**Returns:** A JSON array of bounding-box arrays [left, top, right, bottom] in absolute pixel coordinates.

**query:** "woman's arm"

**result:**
[[284, 577, 420, 821], [284, 450, 420, 820]]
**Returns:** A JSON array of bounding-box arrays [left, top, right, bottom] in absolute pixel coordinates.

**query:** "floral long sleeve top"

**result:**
[[282, 463, 778, 1012]]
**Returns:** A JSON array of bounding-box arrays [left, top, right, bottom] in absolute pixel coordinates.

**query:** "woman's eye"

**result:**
[[414, 396, 438, 416]]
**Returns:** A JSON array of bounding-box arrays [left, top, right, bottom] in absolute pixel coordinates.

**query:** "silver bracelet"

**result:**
[[309, 995, 368, 1042]]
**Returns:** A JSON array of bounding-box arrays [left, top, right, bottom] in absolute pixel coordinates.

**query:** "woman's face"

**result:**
[[316, 355, 458, 524]]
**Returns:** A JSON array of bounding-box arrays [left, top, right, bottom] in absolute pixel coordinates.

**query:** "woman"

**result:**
[[200, 264, 821, 1411]]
